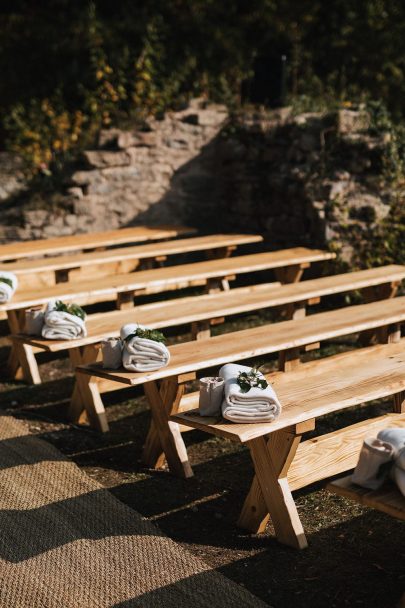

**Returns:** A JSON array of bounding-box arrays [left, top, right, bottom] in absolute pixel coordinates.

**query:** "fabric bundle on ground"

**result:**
[[0, 271, 18, 303], [219, 363, 281, 423], [24, 309, 45, 336], [121, 323, 170, 372], [352, 428, 405, 496], [101, 337, 123, 369], [42, 301, 87, 340], [351, 438, 395, 490], [199, 376, 225, 416]]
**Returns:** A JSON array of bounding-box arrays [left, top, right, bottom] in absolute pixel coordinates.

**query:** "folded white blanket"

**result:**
[[102, 337, 123, 369], [351, 437, 395, 490], [121, 323, 170, 372], [219, 363, 281, 423], [0, 271, 18, 303], [392, 464, 405, 497], [377, 428, 405, 453], [42, 301, 87, 340]]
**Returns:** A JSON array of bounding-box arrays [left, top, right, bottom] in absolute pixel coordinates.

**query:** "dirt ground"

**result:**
[[0, 311, 404, 608]]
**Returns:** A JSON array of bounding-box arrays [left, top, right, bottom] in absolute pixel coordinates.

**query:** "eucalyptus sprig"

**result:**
[[237, 365, 268, 394], [0, 277, 13, 288], [124, 327, 166, 344], [54, 300, 86, 320]]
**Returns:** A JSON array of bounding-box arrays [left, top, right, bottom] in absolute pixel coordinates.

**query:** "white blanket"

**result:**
[[0, 271, 18, 303], [351, 437, 395, 490], [377, 428, 405, 453], [102, 338, 123, 369], [42, 301, 87, 340], [121, 323, 170, 372], [25, 309, 45, 336], [219, 363, 281, 423]]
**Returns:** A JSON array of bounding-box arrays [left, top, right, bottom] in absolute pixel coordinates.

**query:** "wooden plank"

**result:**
[[327, 476, 405, 521], [288, 412, 405, 490], [12, 265, 405, 354], [0, 247, 334, 311], [171, 341, 405, 443], [76, 297, 405, 388], [0, 225, 196, 262], [0, 233, 263, 275]]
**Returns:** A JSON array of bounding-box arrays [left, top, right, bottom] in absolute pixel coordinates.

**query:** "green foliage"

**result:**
[[124, 327, 166, 344], [0, 277, 13, 288], [1, 1, 405, 175], [237, 366, 269, 393], [54, 301, 86, 321]]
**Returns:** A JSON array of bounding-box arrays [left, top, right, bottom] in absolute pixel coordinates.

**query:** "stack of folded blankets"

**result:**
[[352, 428, 405, 496], [0, 271, 18, 303], [200, 363, 281, 424], [101, 324, 170, 372], [25, 300, 87, 340]]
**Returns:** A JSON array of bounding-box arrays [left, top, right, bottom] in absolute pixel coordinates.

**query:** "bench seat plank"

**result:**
[[172, 341, 405, 442], [13, 264, 405, 353], [76, 295, 405, 387], [0, 233, 263, 276], [0, 225, 196, 262], [327, 475, 405, 521], [0, 248, 334, 311]]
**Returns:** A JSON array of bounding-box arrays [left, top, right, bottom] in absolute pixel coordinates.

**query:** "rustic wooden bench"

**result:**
[[327, 472, 405, 607], [0, 224, 196, 262], [75, 295, 405, 464], [11, 264, 405, 386], [3, 247, 333, 380], [173, 341, 405, 549], [2, 233, 263, 289]]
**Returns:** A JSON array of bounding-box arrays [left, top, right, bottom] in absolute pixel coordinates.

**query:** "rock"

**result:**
[[117, 130, 157, 149], [337, 109, 370, 134], [98, 128, 122, 148], [83, 150, 130, 169]]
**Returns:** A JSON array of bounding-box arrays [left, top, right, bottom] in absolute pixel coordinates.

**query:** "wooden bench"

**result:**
[[11, 264, 405, 386], [74, 295, 405, 456], [0, 224, 196, 262], [2, 233, 263, 289], [173, 341, 405, 549], [3, 247, 333, 380]]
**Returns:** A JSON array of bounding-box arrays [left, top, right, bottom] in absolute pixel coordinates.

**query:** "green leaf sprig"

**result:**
[[0, 277, 13, 288], [54, 300, 86, 320], [124, 327, 166, 344], [237, 366, 269, 394]]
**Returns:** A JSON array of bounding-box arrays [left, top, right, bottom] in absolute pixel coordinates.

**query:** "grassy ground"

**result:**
[[0, 306, 404, 608]]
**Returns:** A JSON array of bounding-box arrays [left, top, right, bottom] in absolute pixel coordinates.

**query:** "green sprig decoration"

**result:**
[[0, 277, 13, 288], [237, 365, 268, 394], [54, 300, 86, 320], [124, 327, 166, 344]]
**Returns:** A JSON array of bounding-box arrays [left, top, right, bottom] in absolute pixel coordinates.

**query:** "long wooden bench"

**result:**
[[173, 341, 405, 549], [2, 233, 263, 289], [0, 224, 196, 262], [5, 247, 333, 382], [75, 296, 405, 454], [11, 264, 405, 386]]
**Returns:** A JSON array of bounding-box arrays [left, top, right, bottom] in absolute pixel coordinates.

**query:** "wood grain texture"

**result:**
[[0, 225, 196, 261], [171, 341, 405, 442], [1, 233, 263, 275], [327, 475, 405, 521], [76, 297, 405, 388], [0, 247, 334, 311], [14, 264, 405, 353]]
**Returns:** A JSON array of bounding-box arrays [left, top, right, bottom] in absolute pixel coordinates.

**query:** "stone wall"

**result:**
[[0, 100, 396, 266]]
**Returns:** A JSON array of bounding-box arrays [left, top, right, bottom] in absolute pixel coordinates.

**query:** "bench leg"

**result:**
[[244, 434, 308, 549], [6, 310, 42, 384], [68, 345, 105, 428], [238, 422, 314, 547], [191, 320, 211, 340], [274, 262, 309, 284], [142, 378, 193, 478]]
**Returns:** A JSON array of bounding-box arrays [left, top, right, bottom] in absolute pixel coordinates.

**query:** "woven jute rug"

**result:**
[[0, 415, 267, 608]]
